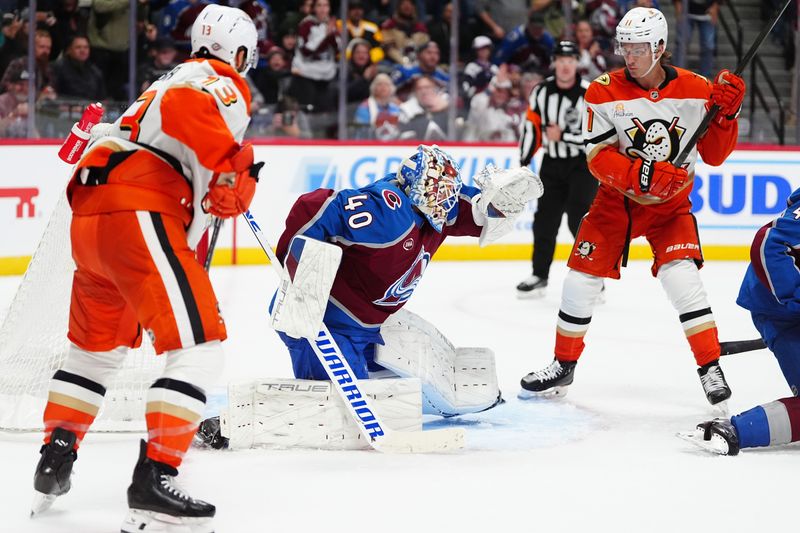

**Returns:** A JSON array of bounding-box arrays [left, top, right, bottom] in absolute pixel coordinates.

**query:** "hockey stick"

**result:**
[[673, 0, 792, 167], [203, 217, 223, 271], [240, 209, 465, 453], [720, 338, 766, 356]]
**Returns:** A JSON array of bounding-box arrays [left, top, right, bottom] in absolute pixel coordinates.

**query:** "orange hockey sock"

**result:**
[[554, 310, 591, 362], [145, 378, 206, 468], [42, 370, 106, 447], [686, 325, 721, 367]]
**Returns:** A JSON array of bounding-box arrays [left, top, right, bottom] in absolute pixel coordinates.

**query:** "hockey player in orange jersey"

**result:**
[[30, 5, 261, 532], [520, 7, 745, 407]]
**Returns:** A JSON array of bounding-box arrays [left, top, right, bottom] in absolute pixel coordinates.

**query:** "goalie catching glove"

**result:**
[[203, 144, 263, 218], [474, 165, 544, 246]]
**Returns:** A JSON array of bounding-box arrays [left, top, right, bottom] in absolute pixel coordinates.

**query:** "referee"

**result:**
[[516, 40, 598, 298]]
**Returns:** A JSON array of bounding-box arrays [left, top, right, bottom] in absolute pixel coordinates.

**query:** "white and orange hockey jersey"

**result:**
[[67, 58, 252, 247], [582, 65, 737, 203]]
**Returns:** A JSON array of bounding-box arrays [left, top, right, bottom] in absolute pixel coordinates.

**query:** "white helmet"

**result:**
[[615, 7, 668, 56], [191, 4, 258, 75]]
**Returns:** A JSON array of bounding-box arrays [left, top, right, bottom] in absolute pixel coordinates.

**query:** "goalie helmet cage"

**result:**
[[0, 193, 165, 432]]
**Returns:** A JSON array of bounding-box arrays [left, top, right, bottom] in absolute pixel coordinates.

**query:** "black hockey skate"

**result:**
[[31, 427, 77, 516], [122, 440, 215, 533], [698, 360, 732, 407], [677, 418, 740, 456], [194, 417, 229, 450], [516, 275, 548, 299], [519, 358, 577, 398]]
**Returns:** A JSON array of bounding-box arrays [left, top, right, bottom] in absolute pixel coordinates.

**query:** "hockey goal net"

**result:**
[[0, 193, 164, 431]]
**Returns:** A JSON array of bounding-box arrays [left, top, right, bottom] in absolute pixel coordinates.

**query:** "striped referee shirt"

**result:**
[[519, 75, 591, 165]]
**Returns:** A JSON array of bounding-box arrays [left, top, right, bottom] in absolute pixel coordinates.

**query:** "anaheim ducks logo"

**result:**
[[373, 247, 430, 306], [624, 116, 686, 163]]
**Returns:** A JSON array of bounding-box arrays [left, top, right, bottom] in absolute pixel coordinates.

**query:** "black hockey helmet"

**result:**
[[552, 40, 579, 59]]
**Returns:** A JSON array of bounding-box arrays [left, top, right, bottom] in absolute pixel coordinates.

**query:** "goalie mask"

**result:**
[[191, 4, 258, 75], [397, 145, 463, 233]]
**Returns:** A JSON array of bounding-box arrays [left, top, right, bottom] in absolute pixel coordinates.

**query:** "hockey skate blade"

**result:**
[[676, 430, 733, 456], [121, 509, 214, 533], [30, 491, 57, 516], [374, 427, 465, 453], [516, 289, 546, 300], [517, 386, 569, 400]]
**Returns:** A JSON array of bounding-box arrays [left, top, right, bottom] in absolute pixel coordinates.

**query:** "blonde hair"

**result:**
[[370, 73, 396, 95]]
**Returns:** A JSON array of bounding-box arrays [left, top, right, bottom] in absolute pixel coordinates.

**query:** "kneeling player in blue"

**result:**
[[272, 144, 543, 417], [680, 188, 800, 455]]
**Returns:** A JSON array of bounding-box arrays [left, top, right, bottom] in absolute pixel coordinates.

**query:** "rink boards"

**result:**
[[1, 140, 798, 275]]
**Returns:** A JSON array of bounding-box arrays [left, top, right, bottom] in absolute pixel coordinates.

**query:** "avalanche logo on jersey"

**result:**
[[624, 116, 686, 163], [373, 247, 430, 307]]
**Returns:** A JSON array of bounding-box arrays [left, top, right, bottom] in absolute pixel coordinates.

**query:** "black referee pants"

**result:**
[[531, 155, 598, 279]]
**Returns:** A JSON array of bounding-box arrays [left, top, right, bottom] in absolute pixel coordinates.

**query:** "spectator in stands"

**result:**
[[252, 46, 291, 106], [0, 11, 27, 79], [353, 73, 402, 140], [427, 2, 471, 64], [279, 28, 298, 64], [463, 74, 520, 142], [0, 65, 32, 137], [475, 0, 529, 40], [279, 0, 312, 40], [170, 0, 208, 50], [346, 38, 379, 104], [268, 95, 312, 138], [391, 40, 449, 100], [291, 0, 340, 113], [673, 0, 719, 78], [137, 36, 178, 92], [534, 0, 567, 39], [380, 0, 428, 65], [493, 10, 555, 71], [519, 70, 544, 101], [338, 0, 384, 64], [462, 35, 498, 100], [575, 19, 606, 80], [52, 35, 106, 101], [2, 30, 54, 94], [87, 0, 130, 100], [51, 0, 89, 60], [157, 0, 190, 42], [398, 74, 449, 141], [237, 0, 272, 68]]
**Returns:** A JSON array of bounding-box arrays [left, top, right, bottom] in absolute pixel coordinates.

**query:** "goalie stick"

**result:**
[[674, 0, 792, 167], [240, 209, 465, 453]]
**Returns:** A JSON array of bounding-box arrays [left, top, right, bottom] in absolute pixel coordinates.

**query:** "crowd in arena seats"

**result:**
[[0, 0, 759, 140]]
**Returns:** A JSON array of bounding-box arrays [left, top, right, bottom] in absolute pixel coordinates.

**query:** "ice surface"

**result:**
[[1, 260, 797, 532]]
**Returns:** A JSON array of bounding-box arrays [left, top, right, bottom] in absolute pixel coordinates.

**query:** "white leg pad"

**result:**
[[375, 309, 502, 417], [221, 378, 422, 450]]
